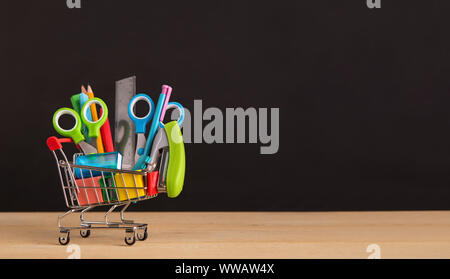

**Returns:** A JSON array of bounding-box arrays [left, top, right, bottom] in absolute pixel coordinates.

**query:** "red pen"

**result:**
[[100, 108, 114, 153]]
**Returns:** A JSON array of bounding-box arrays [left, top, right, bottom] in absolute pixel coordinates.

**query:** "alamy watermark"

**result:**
[[367, 0, 381, 9], [168, 100, 279, 155], [66, 0, 81, 9], [68, 1, 380, 10], [66, 244, 81, 259], [366, 244, 381, 259]]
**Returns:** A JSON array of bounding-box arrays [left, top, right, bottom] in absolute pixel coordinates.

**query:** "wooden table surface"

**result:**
[[0, 211, 449, 259]]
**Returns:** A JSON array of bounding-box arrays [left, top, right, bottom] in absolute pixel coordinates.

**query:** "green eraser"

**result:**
[[70, 94, 81, 114]]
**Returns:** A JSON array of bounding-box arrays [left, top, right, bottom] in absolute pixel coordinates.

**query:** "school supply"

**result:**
[[100, 171, 159, 200], [52, 97, 108, 154], [70, 94, 81, 114], [87, 85, 105, 153], [100, 108, 114, 152], [79, 92, 92, 143], [115, 76, 136, 169], [74, 151, 123, 178], [157, 147, 169, 192], [133, 86, 185, 170], [131, 86, 169, 170], [98, 174, 118, 202], [147, 171, 159, 196], [74, 176, 104, 205], [79, 93, 92, 121], [128, 93, 155, 164], [114, 172, 146, 201], [148, 102, 185, 166], [160, 85, 172, 122], [148, 121, 185, 198]]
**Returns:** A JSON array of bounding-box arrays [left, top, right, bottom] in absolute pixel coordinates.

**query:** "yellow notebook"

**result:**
[[114, 173, 146, 201]]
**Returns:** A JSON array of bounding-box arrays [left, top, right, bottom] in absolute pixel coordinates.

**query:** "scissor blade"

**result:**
[[149, 128, 169, 166], [157, 147, 170, 192], [78, 141, 98, 155], [134, 133, 147, 163]]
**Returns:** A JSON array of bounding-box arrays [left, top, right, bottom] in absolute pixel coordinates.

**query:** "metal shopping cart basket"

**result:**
[[46, 137, 159, 246]]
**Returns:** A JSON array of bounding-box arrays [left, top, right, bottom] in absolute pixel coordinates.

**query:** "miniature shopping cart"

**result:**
[[47, 137, 161, 246]]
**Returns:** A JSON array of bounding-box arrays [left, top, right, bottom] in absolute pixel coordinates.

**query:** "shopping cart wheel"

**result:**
[[137, 228, 148, 241], [80, 229, 91, 238], [125, 233, 136, 246], [58, 232, 70, 245]]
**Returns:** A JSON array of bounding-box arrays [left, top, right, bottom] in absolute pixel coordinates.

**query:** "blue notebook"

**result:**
[[74, 152, 123, 179]]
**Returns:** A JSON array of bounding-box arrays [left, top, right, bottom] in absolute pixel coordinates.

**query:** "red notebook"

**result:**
[[75, 177, 104, 205], [147, 171, 159, 196]]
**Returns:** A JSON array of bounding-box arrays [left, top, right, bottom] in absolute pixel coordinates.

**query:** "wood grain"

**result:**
[[0, 211, 449, 259]]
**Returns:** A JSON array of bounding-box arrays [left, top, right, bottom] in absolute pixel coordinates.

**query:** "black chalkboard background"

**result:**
[[2, 0, 450, 211]]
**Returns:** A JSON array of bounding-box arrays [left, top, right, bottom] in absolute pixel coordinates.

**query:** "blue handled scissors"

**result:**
[[147, 102, 185, 167], [128, 94, 155, 164], [159, 102, 185, 129]]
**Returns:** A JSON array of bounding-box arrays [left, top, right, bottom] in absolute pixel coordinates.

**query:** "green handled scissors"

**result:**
[[52, 97, 108, 154]]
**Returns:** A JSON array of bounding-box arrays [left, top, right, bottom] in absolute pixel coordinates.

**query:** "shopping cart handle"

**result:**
[[47, 136, 74, 151]]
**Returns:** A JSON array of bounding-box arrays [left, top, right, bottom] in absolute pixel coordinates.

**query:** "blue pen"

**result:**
[[79, 93, 93, 143], [132, 86, 171, 170]]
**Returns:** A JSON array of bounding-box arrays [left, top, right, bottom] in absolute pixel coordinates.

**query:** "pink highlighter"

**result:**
[[159, 85, 172, 123]]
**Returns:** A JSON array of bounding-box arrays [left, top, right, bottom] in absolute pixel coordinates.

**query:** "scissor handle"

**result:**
[[159, 102, 185, 128], [80, 97, 108, 138], [128, 93, 155, 134], [52, 108, 85, 144]]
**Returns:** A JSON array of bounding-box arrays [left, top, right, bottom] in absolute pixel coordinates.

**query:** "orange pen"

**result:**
[[87, 85, 105, 153]]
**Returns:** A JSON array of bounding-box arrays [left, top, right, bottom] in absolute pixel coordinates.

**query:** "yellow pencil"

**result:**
[[87, 84, 105, 153]]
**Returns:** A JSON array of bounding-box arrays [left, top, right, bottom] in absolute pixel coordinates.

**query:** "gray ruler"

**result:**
[[115, 76, 136, 170]]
